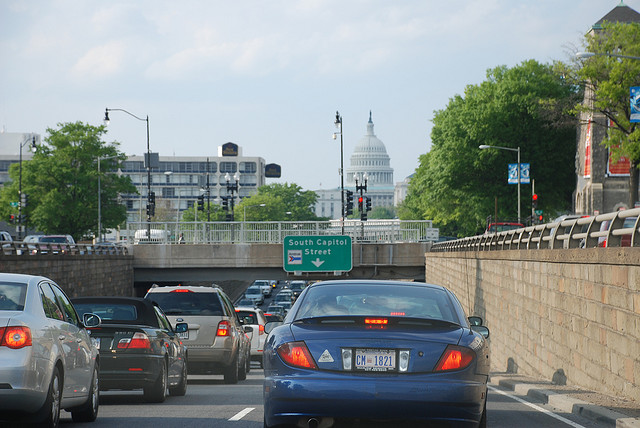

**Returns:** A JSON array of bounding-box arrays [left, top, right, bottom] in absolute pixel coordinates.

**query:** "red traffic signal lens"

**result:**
[[532, 194, 538, 201], [358, 197, 363, 203]]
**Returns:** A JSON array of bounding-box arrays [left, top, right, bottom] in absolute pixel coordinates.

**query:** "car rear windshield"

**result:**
[[74, 303, 138, 321], [39, 236, 69, 243], [246, 287, 262, 294], [150, 291, 224, 316], [0, 282, 27, 311], [236, 310, 260, 325], [294, 284, 459, 324]]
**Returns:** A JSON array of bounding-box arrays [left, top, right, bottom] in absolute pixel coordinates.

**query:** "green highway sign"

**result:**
[[10, 202, 18, 207], [283, 235, 352, 273]]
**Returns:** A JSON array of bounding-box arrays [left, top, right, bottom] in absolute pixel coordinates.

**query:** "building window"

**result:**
[[239, 162, 257, 173], [220, 162, 237, 173]]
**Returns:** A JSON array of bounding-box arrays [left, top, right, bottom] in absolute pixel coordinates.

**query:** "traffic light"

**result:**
[[532, 193, 538, 209], [226, 213, 234, 222], [358, 196, 364, 212], [197, 195, 205, 211], [538, 214, 543, 223], [365, 196, 372, 212], [221, 196, 229, 211], [149, 191, 156, 205], [345, 190, 354, 216], [9, 214, 15, 224], [20, 193, 27, 208]]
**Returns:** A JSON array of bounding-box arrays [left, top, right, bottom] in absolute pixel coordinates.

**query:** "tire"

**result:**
[[238, 353, 247, 381], [37, 366, 62, 428], [169, 360, 188, 397], [245, 351, 251, 374], [71, 363, 99, 422], [143, 360, 168, 403], [478, 400, 487, 428], [223, 353, 239, 384]]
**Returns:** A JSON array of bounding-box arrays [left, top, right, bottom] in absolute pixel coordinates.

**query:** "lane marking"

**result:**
[[229, 407, 255, 421], [489, 386, 587, 428]]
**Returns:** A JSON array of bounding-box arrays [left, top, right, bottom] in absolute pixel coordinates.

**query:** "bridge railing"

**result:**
[[430, 208, 640, 252], [2, 242, 129, 256], [125, 220, 439, 244]]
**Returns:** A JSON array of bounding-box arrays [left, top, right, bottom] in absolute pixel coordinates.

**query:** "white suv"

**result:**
[[245, 285, 264, 305], [235, 306, 268, 367], [145, 284, 251, 384], [253, 280, 272, 297]]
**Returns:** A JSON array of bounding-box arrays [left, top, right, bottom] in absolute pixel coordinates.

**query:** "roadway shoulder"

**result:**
[[490, 374, 640, 427]]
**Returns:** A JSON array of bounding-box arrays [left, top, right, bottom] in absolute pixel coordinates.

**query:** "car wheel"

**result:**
[[169, 359, 188, 396], [38, 366, 62, 428], [144, 360, 168, 403], [245, 351, 251, 373], [71, 363, 100, 422], [238, 352, 247, 381], [223, 353, 239, 384]]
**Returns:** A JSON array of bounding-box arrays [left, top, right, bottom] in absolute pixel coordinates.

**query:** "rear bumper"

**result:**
[[264, 373, 487, 427], [99, 353, 164, 390], [185, 347, 233, 374], [0, 352, 50, 413]]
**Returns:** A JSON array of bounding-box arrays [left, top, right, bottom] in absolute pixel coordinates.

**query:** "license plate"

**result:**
[[354, 349, 396, 371], [178, 331, 189, 340]]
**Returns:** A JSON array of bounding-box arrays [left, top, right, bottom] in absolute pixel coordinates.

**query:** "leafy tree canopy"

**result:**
[[0, 121, 137, 241], [399, 60, 579, 237]]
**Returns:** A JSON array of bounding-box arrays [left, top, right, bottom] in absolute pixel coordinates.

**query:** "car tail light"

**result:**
[[0, 326, 32, 349], [171, 289, 193, 293], [434, 345, 475, 372], [217, 320, 230, 336], [259, 324, 265, 335], [117, 332, 151, 349], [277, 341, 317, 369]]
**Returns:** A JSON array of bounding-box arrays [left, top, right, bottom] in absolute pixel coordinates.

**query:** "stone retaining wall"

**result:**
[[1, 255, 134, 297], [425, 248, 639, 403]]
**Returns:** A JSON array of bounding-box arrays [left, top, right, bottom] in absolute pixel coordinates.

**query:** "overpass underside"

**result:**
[[132, 242, 429, 289]]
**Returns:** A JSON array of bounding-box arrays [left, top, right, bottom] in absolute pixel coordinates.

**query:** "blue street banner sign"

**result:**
[[631, 87, 640, 123], [283, 235, 352, 272], [508, 163, 530, 184]]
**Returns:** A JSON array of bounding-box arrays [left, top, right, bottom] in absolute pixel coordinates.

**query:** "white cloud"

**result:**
[[72, 42, 127, 78]]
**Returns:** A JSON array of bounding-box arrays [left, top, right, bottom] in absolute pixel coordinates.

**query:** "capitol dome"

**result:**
[[346, 112, 394, 187]]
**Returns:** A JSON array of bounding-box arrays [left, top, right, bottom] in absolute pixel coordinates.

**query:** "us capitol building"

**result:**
[[314, 112, 401, 219]]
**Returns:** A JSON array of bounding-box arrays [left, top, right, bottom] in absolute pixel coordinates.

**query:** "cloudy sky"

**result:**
[[0, 1, 633, 191]]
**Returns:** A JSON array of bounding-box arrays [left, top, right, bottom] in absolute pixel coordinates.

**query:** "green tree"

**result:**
[[181, 202, 226, 222], [574, 21, 640, 207], [250, 183, 322, 221], [399, 60, 578, 237], [0, 122, 137, 241]]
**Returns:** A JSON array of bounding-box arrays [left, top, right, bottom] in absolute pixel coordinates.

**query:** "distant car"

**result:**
[[72, 296, 188, 402], [288, 280, 306, 299], [485, 222, 524, 234], [245, 285, 264, 306], [145, 285, 250, 384], [37, 235, 76, 254], [598, 216, 637, 247], [236, 297, 256, 307], [263, 280, 490, 428], [235, 306, 268, 367], [0, 231, 12, 247], [253, 280, 272, 297], [264, 313, 284, 324], [0, 273, 101, 427], [266, 304, 285, 318], [274, 289, 293, 306]]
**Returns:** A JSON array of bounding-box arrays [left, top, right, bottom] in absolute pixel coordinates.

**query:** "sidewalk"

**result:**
[[490, 373, 640, 427]]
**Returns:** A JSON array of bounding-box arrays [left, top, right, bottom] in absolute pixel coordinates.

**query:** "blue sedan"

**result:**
[[263, 280, 490, 428]]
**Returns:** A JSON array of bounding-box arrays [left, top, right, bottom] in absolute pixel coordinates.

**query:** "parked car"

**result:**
[[145, 284, 250, 384], [72, 296, 188, 402], [253, 280, 272, 297], [263, 280, 490, 428], [0, 273, 100, 427], [244, 285, 264, 306], [235, 306, 268, 367]]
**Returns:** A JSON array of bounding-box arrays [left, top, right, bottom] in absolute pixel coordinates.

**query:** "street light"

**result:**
[[333, 111, 345, 235], [224, 172, 240, 221], [104, 108, 152, 239], [479, 144, 521, 223], [243, 203, 266, 221], [18, 134, 37, 240], [576, 51, 640, 61]]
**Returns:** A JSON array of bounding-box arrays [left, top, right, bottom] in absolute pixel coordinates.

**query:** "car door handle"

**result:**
[[76, 338, 83, 343], [58, 335, 65, 341]]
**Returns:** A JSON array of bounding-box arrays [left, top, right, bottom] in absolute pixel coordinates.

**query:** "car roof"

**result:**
[[305, 279, 446, 291], [146, 284, 221, 293]]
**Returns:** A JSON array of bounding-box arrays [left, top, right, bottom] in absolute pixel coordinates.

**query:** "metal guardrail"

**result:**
[[430, 208, 640, 252], [2, 242, 129, 256], [125, 220, 439, 244]]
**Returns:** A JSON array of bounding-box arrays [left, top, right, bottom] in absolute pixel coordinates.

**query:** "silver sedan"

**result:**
[[0, 273, 100, 427]]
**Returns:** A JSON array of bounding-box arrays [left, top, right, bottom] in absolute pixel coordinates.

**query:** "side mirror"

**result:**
[[243, 325, 254, 333], [265, 321, 283, 335], [471, 325, 490, 339], [175, 322, 188, 333], [468, 316, 483, 326], [83, 313, 101, 328]]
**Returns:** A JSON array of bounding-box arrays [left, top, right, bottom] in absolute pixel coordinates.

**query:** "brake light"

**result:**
[[434, 345, 475, 371], [171, 289, 193, 293], [259, 324, 265, 335], [117, 332, 151, 349], [365, 318, 388, 329], [277, 341, 317, 369], [217, 320, 230, 336], [0, 326, 32, 349]]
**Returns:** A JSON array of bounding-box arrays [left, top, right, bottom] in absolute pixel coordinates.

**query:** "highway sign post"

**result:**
[[283, 235, 352, 273]]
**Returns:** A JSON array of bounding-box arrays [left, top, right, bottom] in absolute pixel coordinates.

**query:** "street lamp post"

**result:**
[[333, 111, 345, 235], [576, 51, 640, 61], [479, 144, 521, 223], [104, 108, 152, 240], [18, 134, 37, 240], [224, 172, 240, 221]]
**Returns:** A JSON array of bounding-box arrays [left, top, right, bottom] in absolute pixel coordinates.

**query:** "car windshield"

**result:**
[[0, 282, 27, 311], [74, 303, 138, 321], [149, 291, 223, 315], [294, 284, 459, 323], [39, 236, 68, 243]]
